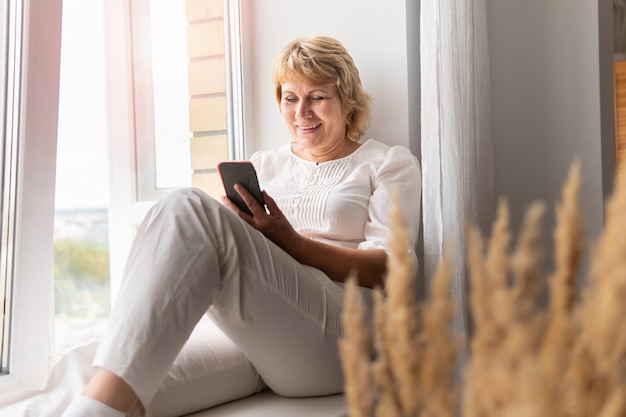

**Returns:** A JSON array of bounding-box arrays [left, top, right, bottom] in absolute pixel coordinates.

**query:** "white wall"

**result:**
[[487, 0, 614, 270], [240, 0, 413, 154], [241, 0, 617, 276]]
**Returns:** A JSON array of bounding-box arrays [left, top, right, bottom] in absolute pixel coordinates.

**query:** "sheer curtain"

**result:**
[[420, 0, 495, 374]]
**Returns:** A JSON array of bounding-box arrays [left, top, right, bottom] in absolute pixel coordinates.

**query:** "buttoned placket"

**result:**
[[291, 164, 320, 217]]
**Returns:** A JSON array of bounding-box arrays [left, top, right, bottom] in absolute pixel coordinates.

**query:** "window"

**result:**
[[53, 0, 247, 355], [53, 0, 111, 359], [130, 0, 245, 202], [106, 0, 245, 298], [0, 0, 245, 395]]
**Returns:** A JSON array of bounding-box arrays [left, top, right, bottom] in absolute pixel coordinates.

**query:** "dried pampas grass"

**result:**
[[340, 190, 457, 417], [340, 272, 373, 417], [339, 162, 626, 417]]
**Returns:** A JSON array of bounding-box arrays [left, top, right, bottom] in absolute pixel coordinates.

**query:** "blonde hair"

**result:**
[[272, 36, 373, 142]]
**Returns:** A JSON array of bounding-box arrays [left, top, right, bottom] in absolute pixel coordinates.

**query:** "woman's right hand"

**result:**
[[223, 184, 387, 288], [222, 185, 301, 251]]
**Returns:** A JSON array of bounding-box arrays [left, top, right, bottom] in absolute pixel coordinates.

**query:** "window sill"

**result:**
[[0, 375, 39, 407]]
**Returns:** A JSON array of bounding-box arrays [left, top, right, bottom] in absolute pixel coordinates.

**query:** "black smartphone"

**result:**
[[218, 161, 264, 216]]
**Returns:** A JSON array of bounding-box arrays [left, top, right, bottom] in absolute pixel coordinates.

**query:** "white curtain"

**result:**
[[420, 0, 495, 375]]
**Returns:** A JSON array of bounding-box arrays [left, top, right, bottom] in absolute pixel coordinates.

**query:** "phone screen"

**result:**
[[218, 161, 264, 216]]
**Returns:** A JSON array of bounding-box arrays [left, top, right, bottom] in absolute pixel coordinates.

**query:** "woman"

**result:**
[[62, 36, 421, 417]]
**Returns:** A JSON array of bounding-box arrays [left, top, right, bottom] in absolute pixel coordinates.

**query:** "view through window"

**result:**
[[53, 0, 202, 359], [54, 0, 110, 358]]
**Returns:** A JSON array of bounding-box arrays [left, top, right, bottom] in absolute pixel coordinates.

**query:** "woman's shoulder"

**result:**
[[249, 144, 293, 166], [357, 139, 420, 167]]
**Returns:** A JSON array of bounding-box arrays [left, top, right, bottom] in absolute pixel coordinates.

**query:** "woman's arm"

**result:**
[[286, 235, 388, 289], [223, 185, 388, 289]]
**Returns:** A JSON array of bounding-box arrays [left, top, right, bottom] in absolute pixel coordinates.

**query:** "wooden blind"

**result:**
[[615, 60, 626, 168]]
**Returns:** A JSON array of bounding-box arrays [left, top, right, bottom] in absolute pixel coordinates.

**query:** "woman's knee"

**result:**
[[152, 188, 222, 219], [161, 187, 214, 208]]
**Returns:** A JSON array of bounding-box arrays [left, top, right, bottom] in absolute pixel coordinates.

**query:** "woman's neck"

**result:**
[[293, 140, 360, 163]]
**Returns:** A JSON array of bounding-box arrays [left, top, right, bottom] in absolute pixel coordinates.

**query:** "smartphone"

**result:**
[[218, 161, 264, 216]]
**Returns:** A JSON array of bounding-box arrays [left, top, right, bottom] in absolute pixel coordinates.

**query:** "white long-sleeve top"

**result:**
[[250, 138, 422, 258]]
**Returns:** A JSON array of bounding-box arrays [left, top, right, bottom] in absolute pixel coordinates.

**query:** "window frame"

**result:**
[[0, 0, 14, 377], [0, 0, 63, 396], [130, 0, 189, 202], [224, 0, 246, 161]]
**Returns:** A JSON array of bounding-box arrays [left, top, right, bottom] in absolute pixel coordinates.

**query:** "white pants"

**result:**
[[93, 188, 368, 416]]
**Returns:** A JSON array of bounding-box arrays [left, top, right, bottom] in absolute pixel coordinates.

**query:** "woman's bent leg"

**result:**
[[207, 260, 347, 397], [92, 188, 350, 412], [148, 317, 266, 417], [95, 188, 265, 410]]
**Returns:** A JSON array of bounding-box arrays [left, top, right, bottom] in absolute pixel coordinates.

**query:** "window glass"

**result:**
[[54, 0, 110, 358], [132, 0, 191, 201], [150, 0, 191, 189]]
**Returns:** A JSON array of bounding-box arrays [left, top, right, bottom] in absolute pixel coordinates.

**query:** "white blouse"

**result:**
[[250, 139, 422, 258]]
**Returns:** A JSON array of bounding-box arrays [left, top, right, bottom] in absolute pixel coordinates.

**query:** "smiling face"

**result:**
[[280, 80, 352, 162]]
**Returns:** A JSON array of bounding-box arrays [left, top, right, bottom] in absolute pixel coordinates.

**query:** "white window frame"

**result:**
[[130, 0, 189, 202], [224, 0, 246, 161], [0, 0, 13, 378], [102, 0, 142, 301], [0, 0, 63, 396]]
